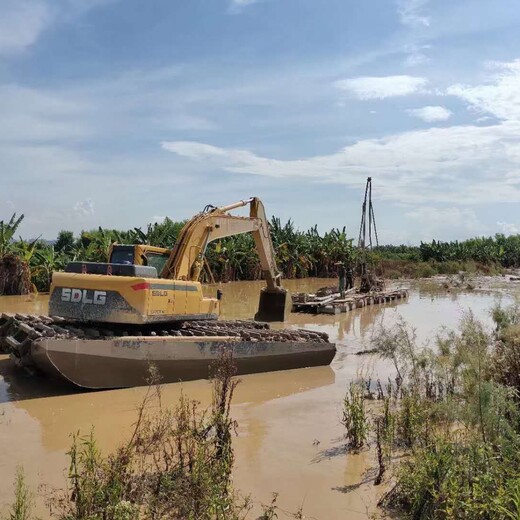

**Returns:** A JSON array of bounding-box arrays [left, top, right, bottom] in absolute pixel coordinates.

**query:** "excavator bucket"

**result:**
[[255, 288, 291, 322]]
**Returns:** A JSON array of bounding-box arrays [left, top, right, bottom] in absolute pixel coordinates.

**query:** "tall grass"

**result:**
[[24, 351, 248, 520], [6, 468, 32, 520], [370, 307, 520, 519], [341, 382, 369, 450]]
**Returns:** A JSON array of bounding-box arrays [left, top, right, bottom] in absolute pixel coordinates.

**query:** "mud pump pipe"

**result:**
[[160, 197, 289, 321]]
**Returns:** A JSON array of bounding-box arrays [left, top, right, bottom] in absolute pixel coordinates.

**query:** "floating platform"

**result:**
[[0, 314, 336, 389], [291, 288, 409, 315]]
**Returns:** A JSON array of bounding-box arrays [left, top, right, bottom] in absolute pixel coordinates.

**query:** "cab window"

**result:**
[[145, 252, 169, 274], [110, 247, 134, 264]]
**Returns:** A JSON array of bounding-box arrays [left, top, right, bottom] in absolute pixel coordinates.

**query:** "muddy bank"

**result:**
[[0, 278, 512, 519]]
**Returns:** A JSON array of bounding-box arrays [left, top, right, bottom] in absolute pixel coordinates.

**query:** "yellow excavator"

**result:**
[[0, 197, 335, 389], [48, 197, 289, 324]]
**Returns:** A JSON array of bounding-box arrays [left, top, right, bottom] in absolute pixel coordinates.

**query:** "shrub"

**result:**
[[375, 310, 520, 519], [51, 352, 251, 520], [7, 468, 33, 520], [341, 382, 369, 450], [491, 322, 520, 396], [414, 263, 437, 279]]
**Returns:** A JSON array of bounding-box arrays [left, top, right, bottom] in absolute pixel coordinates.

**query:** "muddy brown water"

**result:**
[[0, 279, 511, 518]]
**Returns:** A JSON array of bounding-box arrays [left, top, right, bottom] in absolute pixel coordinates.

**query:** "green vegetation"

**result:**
[[341, 382, 369, 450], [1, 211, 519, 294], [4, 354, 248, 520], [0, 214, 32, 295], [50, 353, 249, 520], [0, 213, 356, 293], [5, 468, 33, 520], [2, 353, 305, 520], [368, 306, 520, 519]]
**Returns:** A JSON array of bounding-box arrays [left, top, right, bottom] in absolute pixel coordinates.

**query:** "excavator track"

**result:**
[[0, 313, 330, 372]]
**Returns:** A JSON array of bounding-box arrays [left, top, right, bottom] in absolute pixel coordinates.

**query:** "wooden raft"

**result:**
[[291, 288, 409, 315]]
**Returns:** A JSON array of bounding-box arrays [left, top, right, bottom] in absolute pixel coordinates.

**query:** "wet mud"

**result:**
[[0, 278, 512, 518]]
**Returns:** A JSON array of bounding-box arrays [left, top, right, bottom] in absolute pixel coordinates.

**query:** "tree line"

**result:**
[[1, 212, 519, 294]]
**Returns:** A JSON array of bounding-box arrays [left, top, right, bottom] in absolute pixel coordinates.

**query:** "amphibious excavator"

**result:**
[[0, 197, 335, 389], [49, 197, 289, 325]]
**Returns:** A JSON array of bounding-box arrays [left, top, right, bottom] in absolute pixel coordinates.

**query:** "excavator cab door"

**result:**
[[143, 251, 170, 275]]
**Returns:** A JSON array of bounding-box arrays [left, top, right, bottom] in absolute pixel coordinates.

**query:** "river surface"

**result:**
[[0, 279, 511, 518]]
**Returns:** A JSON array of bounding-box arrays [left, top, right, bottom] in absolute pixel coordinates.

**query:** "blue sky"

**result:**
[[2, 0, 520, 243]]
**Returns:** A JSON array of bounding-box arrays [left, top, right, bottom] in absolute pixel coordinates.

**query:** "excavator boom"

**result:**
[[160, 197, 287, 321], [161, 198, 278, 285]]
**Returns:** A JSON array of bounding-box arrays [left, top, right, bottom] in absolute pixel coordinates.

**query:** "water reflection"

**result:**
[[0, 356, 81, 403]]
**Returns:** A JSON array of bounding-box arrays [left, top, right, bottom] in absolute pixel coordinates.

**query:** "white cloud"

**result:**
[[447, 60, 520, 121], [162, 118, 520, 206], [398, 0, 431, 28], [405, 207, 482, 241], [73, 199, 94, 216], [0, 84, 89, 142], [334, 75, 428, 100], [497, 221, 519, 236], [228, 0, 260, 12], [0, 0, 50, 55], [0, 0, 115, 55], [406, 207, 479, 227], [407, 106, 452, 122], [404, 52, 429, 67], [403, 45, 431, 67], [163, 141, 228, 160], [161, 59, 520, 212]]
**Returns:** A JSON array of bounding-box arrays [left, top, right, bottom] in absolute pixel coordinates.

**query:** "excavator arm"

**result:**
[[160, 197, 289, 321]]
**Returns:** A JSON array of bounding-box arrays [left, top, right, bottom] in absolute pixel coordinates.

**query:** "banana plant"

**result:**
[[31, 245, 67, 291], [0, 213, 24, 258]]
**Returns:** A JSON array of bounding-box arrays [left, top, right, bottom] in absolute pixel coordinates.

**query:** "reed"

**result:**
[[373, 306, 520, 519], [341, 382, 369, 450]]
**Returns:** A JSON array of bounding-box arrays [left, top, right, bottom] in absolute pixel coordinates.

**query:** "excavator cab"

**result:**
[[109, 245, 171, 274]]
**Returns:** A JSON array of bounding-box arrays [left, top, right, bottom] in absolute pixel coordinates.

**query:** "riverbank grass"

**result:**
[[6, 468, 33, 520], [371, 307, 520, 519], [55, 352, 249, 520]]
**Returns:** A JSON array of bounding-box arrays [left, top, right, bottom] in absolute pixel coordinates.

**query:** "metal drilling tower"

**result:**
[[357, 177, 384, 292]]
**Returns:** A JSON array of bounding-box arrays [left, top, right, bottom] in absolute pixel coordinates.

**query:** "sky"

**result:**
[[1, 0, 520, 244]]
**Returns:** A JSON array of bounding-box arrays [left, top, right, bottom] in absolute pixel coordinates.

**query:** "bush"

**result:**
[[414, 263, 437, 279], [435, 261, 462, 275], [374, 310, 520, 519], [491, 323, 520, 396], [51, 353, 251, 520], [341, 382, 369, 450]]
